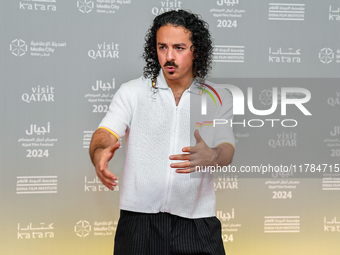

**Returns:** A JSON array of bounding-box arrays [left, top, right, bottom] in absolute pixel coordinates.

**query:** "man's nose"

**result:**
[[166, 48, 174, 61]]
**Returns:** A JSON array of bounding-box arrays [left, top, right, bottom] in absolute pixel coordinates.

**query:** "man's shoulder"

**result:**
[[112, 76, 153, 104], [120, 76, 151, 91]]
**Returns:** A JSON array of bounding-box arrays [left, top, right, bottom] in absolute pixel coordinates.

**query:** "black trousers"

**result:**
[[114, 210, 226, 255]]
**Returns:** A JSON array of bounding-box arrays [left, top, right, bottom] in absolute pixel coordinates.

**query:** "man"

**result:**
[[90, 10, 235, 255]]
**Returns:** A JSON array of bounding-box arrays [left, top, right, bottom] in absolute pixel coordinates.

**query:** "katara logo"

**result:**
[[197, 82, 222, 115], [10, 39, 27, 57], [74, 220, 91, 237], [319, 48, 334, 64], [77, 0, 94, 13]]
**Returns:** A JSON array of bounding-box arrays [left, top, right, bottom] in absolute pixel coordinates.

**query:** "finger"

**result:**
[[176, 167, 194, 174], [194, 129, 203, 144], [96, 168, 118, 190], [99, 177, 116, 190], [98, 150, 118, 179], [96, 174, 115, 190], [102, 168, 118, 180], [169, 153, 190, 160], [182, 146, 190, 153], [97, 156, 117, 181], [170, 161, 190, 169], [106, 142, 121, 161], [109, 141, 121, 152], [176, 166, 199, 174], [98, 156, 110, 172], [96, 166, 117, 182]]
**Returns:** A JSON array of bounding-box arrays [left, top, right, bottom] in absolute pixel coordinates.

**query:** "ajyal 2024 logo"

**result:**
[[197, 82, 312, 128], [195, 82, 223, 128]]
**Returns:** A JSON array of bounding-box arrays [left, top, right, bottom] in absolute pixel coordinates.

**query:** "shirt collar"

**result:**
[[155, 70, 168, 89], [156, 70, 198, 92]]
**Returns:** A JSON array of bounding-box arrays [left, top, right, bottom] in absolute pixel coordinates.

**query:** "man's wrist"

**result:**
[[91, 147, 104, 165], [211, 147, 221, 166]]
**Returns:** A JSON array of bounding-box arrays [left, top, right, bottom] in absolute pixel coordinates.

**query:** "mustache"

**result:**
[[164, 61, 178, 68]]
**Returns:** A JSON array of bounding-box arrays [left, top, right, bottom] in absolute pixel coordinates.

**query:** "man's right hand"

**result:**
[[93, 142, 120, 190], [89, 128, 120, 191]]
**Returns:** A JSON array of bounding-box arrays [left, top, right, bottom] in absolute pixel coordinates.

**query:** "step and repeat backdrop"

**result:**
[[1, 0, 340, 254]]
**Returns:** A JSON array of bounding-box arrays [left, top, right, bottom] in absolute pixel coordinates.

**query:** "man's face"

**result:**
[[156, 24, 194, 84]]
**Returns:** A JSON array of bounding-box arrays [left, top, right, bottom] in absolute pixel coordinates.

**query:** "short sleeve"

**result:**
[[212, 88, 235, 149], [98, 83, 133, 140]]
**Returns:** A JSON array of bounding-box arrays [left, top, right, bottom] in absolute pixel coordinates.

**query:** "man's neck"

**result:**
[[163, 72, 193, 92], [162, 70, 194, 106]]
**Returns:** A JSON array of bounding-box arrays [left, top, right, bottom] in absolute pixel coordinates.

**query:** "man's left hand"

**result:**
[[169, 129, 218, 173]]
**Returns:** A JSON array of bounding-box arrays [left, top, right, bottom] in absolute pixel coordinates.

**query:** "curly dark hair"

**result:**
[[142, 10, 213, 80]]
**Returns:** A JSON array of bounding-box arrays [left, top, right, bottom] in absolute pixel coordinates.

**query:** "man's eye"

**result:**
[[177, 47, 183, 50], [159, 46, 166, 50]]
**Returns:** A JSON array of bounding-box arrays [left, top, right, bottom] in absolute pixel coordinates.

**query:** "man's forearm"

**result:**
[[89, 128, 118, 164]]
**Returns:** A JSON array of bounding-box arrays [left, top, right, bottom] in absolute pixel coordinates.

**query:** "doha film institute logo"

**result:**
[[77, 0, 94, 13], [10, 39, 27, 57], [319, 48, 334, 64], [74, 220, 91, 237]]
